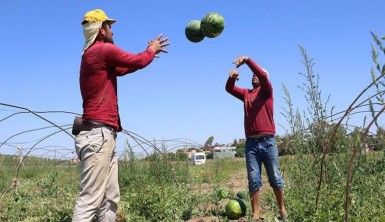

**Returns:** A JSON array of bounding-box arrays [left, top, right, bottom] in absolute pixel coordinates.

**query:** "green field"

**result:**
[[0, 151, 384, 222]]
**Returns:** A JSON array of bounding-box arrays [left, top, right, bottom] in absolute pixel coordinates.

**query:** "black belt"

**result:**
[[82, 120, 116, 132], [247, 135, 274, 141]]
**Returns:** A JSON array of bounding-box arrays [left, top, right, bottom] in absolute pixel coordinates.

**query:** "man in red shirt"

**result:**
[[72, 9, 169, 222], [225, 56, 287, 221]]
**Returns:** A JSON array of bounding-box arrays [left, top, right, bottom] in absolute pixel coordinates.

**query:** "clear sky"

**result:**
[[1, 1, 385, 158]]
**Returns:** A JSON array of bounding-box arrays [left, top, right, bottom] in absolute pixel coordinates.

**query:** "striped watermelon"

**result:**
[[225, 199, 246, 220], [201, 12, 225, 38], [185, 20, 205, 43]]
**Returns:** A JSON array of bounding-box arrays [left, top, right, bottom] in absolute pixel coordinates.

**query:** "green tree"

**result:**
[[231, 139, 239, 147], [203, 136, 214, 151], [235, 141, 245, 158]]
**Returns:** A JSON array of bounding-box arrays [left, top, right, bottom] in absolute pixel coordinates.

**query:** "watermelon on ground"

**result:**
[[201, 12, 225, 38], [185, 20, 205, 43], [225, 199, 246, 220], [236, 198, 247, 216], [236, 190, 248, 200]]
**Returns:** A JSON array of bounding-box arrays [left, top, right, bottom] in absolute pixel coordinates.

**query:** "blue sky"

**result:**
[[1, 1, 385, 158]]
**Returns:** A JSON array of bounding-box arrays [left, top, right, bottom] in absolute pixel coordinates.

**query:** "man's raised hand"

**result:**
[[233, 56, 249, 68], [148, 34, 170, 56], [229, 69, 239, 79]]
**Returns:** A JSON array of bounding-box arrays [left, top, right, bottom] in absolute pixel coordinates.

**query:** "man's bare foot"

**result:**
[[252, 216, 264, 221], [278, 211, 288, 221]]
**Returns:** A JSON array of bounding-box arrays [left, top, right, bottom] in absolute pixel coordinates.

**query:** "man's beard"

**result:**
[[104, 38, 114, 44], [252, 82, 260, 88]]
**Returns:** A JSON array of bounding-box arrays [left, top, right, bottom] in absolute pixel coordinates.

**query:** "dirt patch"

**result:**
[[185, 216, 220, 222], [224, 170, 248, 193]]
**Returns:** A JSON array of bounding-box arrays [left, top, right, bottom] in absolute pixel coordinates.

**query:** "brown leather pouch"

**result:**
[[72, 116, 83, 136]]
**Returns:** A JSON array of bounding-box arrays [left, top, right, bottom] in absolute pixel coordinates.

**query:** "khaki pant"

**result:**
[[72, 127, 119, 222]]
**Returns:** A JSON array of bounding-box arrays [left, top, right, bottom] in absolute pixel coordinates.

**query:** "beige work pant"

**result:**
[[72, 127, 119, 222]]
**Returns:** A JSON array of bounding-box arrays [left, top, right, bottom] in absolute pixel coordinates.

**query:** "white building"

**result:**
[[213, 146, 236, 159]]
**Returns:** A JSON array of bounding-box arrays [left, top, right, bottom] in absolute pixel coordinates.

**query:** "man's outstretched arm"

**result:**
[[234, 56, 272, 96], [225, 69, 245, 101]]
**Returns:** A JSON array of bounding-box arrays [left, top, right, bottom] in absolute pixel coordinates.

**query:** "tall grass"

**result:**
[[279, 35, 385, 221], [0, 156, 78, 222]]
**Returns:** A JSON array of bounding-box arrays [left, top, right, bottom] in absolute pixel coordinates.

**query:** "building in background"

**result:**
[[213, 146, 236, 159], [191, 152, 206, 165]]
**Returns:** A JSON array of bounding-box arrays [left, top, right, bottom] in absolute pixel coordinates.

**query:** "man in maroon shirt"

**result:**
[[72, 9, 169, 222], [225, 56, 287, 221]]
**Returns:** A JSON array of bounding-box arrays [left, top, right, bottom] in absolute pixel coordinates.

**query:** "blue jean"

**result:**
[[245, 135, 284, 193]]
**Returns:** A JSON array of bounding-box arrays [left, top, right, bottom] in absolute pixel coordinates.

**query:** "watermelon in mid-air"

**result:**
[[185, 20, 205, 43], [201, 12, 225, 38]]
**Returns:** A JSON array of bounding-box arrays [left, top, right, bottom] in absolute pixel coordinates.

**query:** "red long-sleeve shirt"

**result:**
[[225, 59, 275, 137], [80, 41, 156, 131]]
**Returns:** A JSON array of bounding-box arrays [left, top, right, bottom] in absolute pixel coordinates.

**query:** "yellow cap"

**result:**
[[82, 9, 116, 25]]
